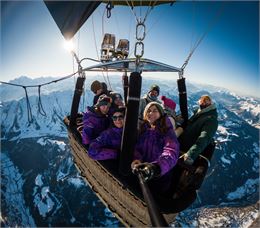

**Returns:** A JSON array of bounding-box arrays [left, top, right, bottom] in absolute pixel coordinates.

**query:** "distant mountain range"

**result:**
[[1, 76, 259, 227]]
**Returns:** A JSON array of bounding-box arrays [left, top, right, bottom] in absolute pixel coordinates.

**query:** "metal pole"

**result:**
[[69, 51, 85, 127], [137, 172, 168, 227]]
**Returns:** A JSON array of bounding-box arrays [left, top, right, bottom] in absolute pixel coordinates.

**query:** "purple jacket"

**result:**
[[82, 106, 110, 145], [134, 117, 180, 176], [88, 127, 123, 160]]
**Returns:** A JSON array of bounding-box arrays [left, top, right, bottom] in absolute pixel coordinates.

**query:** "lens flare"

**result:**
[[63, 39, 75, 52]]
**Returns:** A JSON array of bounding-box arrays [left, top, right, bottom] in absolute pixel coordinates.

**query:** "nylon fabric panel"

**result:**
[[44, 1, 101, 40], [103, 1, 175, 7]]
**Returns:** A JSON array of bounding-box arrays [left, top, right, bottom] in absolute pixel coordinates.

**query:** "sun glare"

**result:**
[[63, 39, 75, 52]]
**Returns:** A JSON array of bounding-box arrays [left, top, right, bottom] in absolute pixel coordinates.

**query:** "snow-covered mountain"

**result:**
[[1, 76, 259, 227]]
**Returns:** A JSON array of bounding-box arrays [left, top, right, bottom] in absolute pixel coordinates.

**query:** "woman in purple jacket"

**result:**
[[82, 94, 112, 146], [88, 107, 125, 160], [132, 102, 180, 195]]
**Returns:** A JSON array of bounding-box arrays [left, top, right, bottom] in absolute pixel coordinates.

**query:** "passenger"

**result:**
[[161, 95, 176, 129], [132, 102, 179, 195], [161, 95, 183, 137], [101, 82, 114, 99], [82, 94, 112, 146], [88, 107, 125, 160], [110, 92, 124, 107], [91, 81, 111, 105], [178, 95, 218, 165], [109, 92, 125, 115], [90, 80, 103, 105], [101, 82, 110, 95], [139, 84, 161, 120]]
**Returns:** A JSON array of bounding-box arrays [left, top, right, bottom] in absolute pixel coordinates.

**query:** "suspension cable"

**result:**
[[126, 0, 139, 23], [127, 1, 175, 58], [106, 71, 112, 91], [78, 56, 101, 109], [139, 0, 142, 19], [79, 57, 100, 64], [91, 15, 100, 62], [92, 14, 107, 80], [37, 85, 47, 117], [142, 1, 157, 24], [23, 86, 33, 123], [126, 0, 157, 24], [181, 2, 226, 72], [146, 2, 175, 38], [190, 0, 196, 53], [114, 9, 122, 38], [92, 13, 112, 90], [0, 72, 77, 88], [0, 71, 78, 122], [125, 1, 157, 69], [72, 53, 76, 84], [102, 5, 106, 38]]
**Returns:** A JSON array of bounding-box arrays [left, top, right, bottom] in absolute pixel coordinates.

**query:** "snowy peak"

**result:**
[[1, 90, 75, 140], [1, 76, 259, 227], [211, 91, 260, 129]]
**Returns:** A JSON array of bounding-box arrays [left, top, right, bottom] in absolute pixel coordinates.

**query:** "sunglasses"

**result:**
[[112, 115, 124, 121]]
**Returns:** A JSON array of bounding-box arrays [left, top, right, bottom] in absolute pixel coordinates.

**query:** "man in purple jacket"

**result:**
[[82, 94, 112, 146]]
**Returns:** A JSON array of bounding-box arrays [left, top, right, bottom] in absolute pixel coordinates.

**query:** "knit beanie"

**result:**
[[161, 96, 176, 111], [91, 80, 102, 93], [95, 94, 112, 107], [143, 102, 164, 119], [110, 92, 123, 102], [149, 84, 160, 95]]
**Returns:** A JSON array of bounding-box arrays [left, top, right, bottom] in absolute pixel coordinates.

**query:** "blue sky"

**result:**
[[1, 1, 259, 97]]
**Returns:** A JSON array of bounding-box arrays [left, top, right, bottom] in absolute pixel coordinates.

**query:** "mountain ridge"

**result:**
[[1, 76, 259, 227]]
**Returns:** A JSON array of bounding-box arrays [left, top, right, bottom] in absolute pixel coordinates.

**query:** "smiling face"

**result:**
[[99, 104, 110, 114], [145, 105, 161, 125], [148, 90, 159, 98], [95, 88, 103, 95], [112, 112, 124, 128], [114, 97, 124, 106], [198, 95, 212, 109]]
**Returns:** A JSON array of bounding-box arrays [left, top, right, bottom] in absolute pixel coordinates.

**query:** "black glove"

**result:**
[[133, 162, 161, 182]]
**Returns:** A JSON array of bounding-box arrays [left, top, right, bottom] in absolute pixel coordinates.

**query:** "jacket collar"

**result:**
[[196, 103, 216, 115]]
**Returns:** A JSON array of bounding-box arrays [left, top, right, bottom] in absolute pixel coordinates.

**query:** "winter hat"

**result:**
[[91, 80, 102, 93], [101, 82, 108, 92], [161, 96, 176, 111], [95, 94, 112, 107], [143, 101, 164, 119], [110, 92, 123, 102], [149, 84, 160, 95]]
